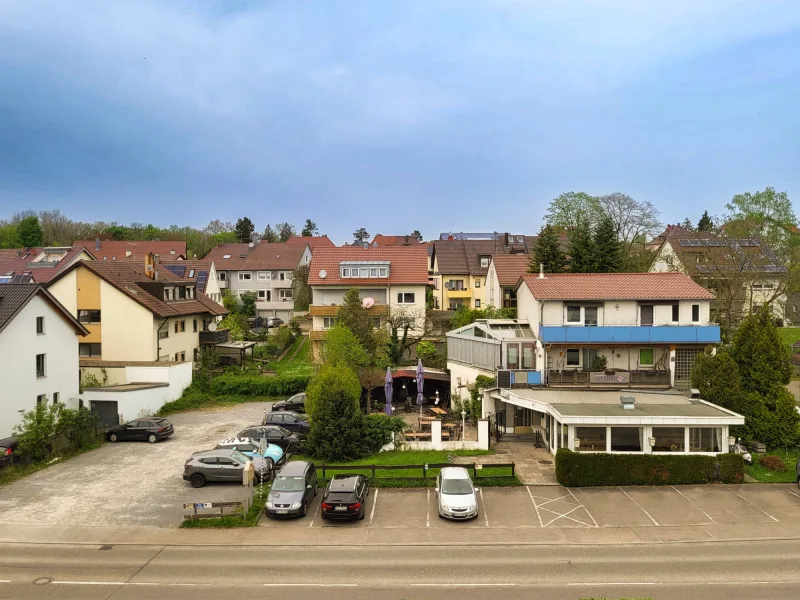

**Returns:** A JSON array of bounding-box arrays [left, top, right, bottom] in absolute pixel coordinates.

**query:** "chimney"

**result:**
[[170, 249, 176, 255], [95, 238, 101, 251], [154, 254, 160, 264], [144, 253, 156, 279], [620, 394, 636, 410], [539, 263, 545, 279]]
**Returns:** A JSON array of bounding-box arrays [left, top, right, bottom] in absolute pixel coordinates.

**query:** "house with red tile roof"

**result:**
[[369, 234, 423, 247], [75, 239, 187, 261], [485, 254, 531, 310], [0, 246, 96, 284]]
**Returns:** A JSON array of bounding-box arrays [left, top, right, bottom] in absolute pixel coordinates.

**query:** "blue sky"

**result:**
[[1, 0, 799, 244]]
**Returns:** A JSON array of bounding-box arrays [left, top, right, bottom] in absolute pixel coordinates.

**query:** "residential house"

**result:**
[[370, 234, 424, 247], [430, 233, 535, 311], [47, 255, 227, 364], [204, 241, 312, 320], [0, 284, 88, 435], [648, 225, 788, 325], [485, 254, 531, 309], [284, 235, 336, 251], [0, 246, 95, 284], [75, 239, 187, 261], [158, 259, 223, 305], [307, 246, 430, 361]]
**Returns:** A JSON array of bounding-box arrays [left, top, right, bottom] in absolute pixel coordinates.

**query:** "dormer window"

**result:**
[[187, 286, 195, 299], [340, 261, 390, 278], [164, 287, 174, 301], [223, 254, 231, 259]]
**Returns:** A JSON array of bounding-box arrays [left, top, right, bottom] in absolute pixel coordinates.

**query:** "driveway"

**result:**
[[0, 402, 273, 528]]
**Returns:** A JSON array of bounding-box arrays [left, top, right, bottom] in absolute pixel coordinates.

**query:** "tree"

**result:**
[[204, 219, 234, 235], [13, 402, 61, 462], [0, 222, 20, 248], [17, 216, 44, 247], [337, 288, 378, 354], [530, 225, 567, 274], [323, 325, 369, 371], [725, 187, 797, 259], [222, 289, 239, 314], [545, 191, 603, 231], [353, 228, 369, 244], [680, 218, 694, 231], [105, 224, 128, 240], [234, 217, 255, 243], [239, 291, 257, 318], [567, 218, 596, 273], [416, 340, 446, 369], [304, 365, 364, 461], [275, 222, 296, 242], [292, 264, 311, 310], [301, 219, 319, 237], [411, 230, 423, 242], [596, 193, 662, 256], [690, 348, 742, 412], [697, 211, 713, 232], [593, 214, 623, 273], [194, 347, 219, 391], [262, 224, 278, 243]]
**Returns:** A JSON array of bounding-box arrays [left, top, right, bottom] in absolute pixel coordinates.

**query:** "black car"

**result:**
[[263, 411, 310, 434], [238, 425, 303, 452], [272, 393, 306, 414], [0, 436, 19, 468], [106, 418, 174, 443], [321, 474, 369, 521]]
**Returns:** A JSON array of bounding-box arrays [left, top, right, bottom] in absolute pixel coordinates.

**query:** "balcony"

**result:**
[[547, 369, 671, 387], [539, 325, 720, 344], [310, 330, 329, 341], [309, 305, 389, 317], [445, 289, 472, 299]]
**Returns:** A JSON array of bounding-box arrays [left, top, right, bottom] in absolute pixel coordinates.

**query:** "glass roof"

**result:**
[[455, 319, 535, 340]]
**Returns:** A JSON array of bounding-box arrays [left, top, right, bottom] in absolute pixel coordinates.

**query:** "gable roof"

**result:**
[[433, 238, 536, 276], [0, 284, 88, 336], [285, 235, 335, 250], [48, 261, 227, 319], [74, 240, 187, 261], [491, 254, 531, 286], [519, 272, 716, 301], [204, 241, 307, 271], [0, 246, 95, 284], [308, 246, 429, 286], [159, 260, 214, 294], [371, 234, 423, 247]]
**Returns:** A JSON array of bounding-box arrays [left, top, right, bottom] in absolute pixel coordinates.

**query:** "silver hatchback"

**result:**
[[435, 467, 479, 520]]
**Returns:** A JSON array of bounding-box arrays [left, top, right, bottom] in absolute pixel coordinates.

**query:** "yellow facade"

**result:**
[[76, 267, 102, 343]]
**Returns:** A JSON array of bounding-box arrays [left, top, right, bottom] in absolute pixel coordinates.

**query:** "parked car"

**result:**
[[106, 418, 174, 443], [215, 437, 286, 469], [183, 449, 271, 488], [435, 467, 479, 520], [796, 457, 800, 490], [266, 461, 318, 518], [321, 474, 369, 521], [262, 411, 310, 434], [267, 317, 284, 328], [271, 393, 306, 414], [237, 425, 304, 452], [0, 436, 19, 468]]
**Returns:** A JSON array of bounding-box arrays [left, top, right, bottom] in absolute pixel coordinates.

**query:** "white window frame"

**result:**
[[188, 269, 195, 278], [566, 348, 580, 367], [475, 299, 481, 308], [257, 271, 270, 281], [323, 317, 337, 329], [238, 272, 252, 281], [397, 292, 415, 304], [341, 268, 350, 277], [218, 272, 226, 281], [379, 267, 388, 277], [370, 267, 378, 277], [237, 289, 252, 298], [279, 289, 293, 300], [257, 289, 269, 300], [360, 268, 369, 278], [480, 256, 489, 268], [566, 305, 581, 323]]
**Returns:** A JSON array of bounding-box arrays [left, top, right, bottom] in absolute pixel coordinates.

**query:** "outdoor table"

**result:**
[[429, 407, 447, 416], [404, 432, 432, 440]]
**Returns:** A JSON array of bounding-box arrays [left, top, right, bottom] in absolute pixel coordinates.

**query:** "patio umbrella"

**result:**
[[384, 367, 393, 416], [416, 358, 425, 419]]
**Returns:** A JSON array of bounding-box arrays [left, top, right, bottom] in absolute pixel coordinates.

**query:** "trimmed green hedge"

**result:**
[[209, 374, 310, 397], [555, 448, 744, 486]]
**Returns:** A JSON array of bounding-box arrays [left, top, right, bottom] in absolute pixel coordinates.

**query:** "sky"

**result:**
[[1, 0, 799, 244]]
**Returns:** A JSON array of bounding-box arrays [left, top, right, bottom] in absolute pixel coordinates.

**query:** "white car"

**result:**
[[435, 467, 479, 520]]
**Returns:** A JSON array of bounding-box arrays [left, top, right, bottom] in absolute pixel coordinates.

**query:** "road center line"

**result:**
[[369, 488, 379, 525], [735, 492, 779, 522], [620, 488, 659, 526], [480, 488, 489, 527], [410, 583, 517, 587], [526, 486, 544, 527], [426, 489, 431, 527], [671, 486, 717, 524], [266, 583, 358, 587]]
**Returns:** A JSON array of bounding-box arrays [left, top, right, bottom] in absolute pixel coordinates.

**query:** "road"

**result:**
[[2, 540, 800, 599]]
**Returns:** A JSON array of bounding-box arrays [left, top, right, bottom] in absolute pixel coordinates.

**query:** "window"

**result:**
[[193, 319, 198, 332], [188, 269, 195, 278], [372, 318, 381, 328], [640, 304, 654, 325], [36, 354, 46, 377], [652, 427, 685, 452], [610, 427, 642, 452], [36, 316, 45, 334], [53, 392, 60, 405], [174, 321, 179, 334], [397, 292, 415, 304], [77, 310, 101, 324], [180, 351, 186, 361], [521, 342, 535, 369], [691, 304, 700, 322], [180, 320, 186, 332], [36, 394, 47, 406], [164, 287, 174, 301], [507, 343, 520, 369], [341, 268, 350, 277], [566, 305, 581, 323], [257, 271, 270, 281], [566, 349, 580, 366], [239, 272, 252, 281], [158, 329, 169, 339], [379, 267, 388, 277], [258, 290, 270, 300], [475, 299, 481, 308], [323, 317, 337, 329], [218, 272, 226, 281], [370, 268, 378, 277], [79, 343, 102, 357], [584, 306, 598, 326], [447, 280, 465, 291], [689, 427, 721, 452], [186, 287, 195, 299], [639, 348, 654, 366], [575, 427, 606, 451], [280, 272, 292, 281], [279, 289, 293, 300], [672, 304, 679, 322], [480, 256, 489, 268]]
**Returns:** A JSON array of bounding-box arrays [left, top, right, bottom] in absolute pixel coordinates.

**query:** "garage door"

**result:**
[[90, 401, 119, 427]]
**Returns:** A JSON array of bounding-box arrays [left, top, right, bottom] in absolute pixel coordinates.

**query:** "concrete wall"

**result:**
[[126, 363, 193, 400], [80, 366, 127, 386], [154, 316, 202, 362], [447, 361, 495, 399], [515, 284, 538, 332], [47, 269, 78, 316]]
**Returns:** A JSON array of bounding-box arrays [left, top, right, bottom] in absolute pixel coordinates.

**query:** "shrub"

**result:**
[[14, 403, 102, 464], [416, 340, 446, 369], [306, 365, 363, 461], [272, 326, 294, 352], [209, 374, 310, 397], [305, 364, 362, 420], [361, 414, 407, 454], [758, 455, 787, 471], [555, 449, 744, 486]]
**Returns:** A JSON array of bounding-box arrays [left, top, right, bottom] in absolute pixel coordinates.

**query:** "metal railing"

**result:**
[[316, 462, 515, 480]]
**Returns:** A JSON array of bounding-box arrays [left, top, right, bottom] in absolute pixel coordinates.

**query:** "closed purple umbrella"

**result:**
[[416, 358, 425, 418], [384, 367, 393, 416]]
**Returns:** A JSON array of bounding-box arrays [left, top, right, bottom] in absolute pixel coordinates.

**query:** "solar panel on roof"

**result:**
[[164, 264, 186, 277], [678, 239, 690, 247], [196, 271, 208, 294]]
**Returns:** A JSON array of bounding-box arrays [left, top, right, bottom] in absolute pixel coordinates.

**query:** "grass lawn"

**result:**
[[291, 449, 520, 488], [776, 327, 800, 350], [265, 337, 315, 377], [181, 487, 270, 528], [158, 391, 280, 416], [744, 448, 799, 483]]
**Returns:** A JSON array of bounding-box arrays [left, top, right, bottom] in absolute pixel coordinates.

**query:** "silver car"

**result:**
[[183, 449, 270, 488], [435, 466, 479, 520]]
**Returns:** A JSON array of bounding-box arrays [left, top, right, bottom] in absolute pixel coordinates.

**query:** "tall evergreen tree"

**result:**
[[17, 216, 44, 247], [262, 224, 278, 243], [697, 210, 713, 232], [593, 215, 623, 273], [300, 219, 318, 237], [567, 218, 596, 273], [529, 225, 567, 273], [234, 217, 255, 243], [353, 228, 369, 244]]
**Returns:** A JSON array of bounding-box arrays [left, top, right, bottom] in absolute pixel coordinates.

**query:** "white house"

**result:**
[[0, 284, 88, 436]]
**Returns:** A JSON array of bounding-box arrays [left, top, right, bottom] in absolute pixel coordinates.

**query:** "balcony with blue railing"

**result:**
[[539, 324, 720, 344]]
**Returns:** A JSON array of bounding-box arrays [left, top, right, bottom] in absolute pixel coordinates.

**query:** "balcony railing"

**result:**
[[309, 305, 389, 317], [547, 369, 671, 386], [539, 325, 720, 344], [497, 369, 542, 388], [445, 289, 472, 298]]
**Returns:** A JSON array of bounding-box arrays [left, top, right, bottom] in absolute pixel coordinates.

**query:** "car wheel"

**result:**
[[109, 433, 118, 443], [190, 474, 205, 488], [147, 433, 158, 443], [265, 458, 274, 471]]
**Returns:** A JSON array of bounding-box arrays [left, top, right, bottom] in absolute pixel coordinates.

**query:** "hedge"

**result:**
[[555, 448, 744, 486], [209, 374, 311, 397]]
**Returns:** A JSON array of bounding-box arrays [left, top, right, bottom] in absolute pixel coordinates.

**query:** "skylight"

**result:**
[[223, 254, 231, 259]]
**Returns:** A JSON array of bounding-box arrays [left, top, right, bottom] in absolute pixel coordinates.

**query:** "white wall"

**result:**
[[515, 284, 538, 333], [126, 363, 192, 401], [0, 294, 81, 436], [100, 279, 155, 361], [154, 316, 202, 362], [447, 361, 494, 400], [47, 269, 77, 316], [486, 262, 500, 308]]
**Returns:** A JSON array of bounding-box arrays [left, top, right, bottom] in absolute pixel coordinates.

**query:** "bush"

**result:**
[[272, 326, 294, 351], [306, 365, 363, 461], [361, 414, 407, 454], [416, 340, 446, 369], [209, 373, 310, 396], [555, 449, 744, 486], [758, 455, 787, 471], [305, 364, 362, 420], [14, 403, 102, 464]]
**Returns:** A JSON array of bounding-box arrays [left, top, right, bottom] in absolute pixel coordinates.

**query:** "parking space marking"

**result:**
[[480, 488, 489, 527], [369, 489, 378, 526], [308, 497, 322, 528], [735, 491, 779, 522], [426, 489, 430, 528], [567, 488, 598, 528], [525, 486, 544, 527], [620, 488, 659, 526], [528, 491, 595, 528], [786, 488, 800, 500], [672, 486, 717, 525]]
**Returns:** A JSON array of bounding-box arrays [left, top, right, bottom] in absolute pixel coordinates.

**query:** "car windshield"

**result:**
[[232, 451, 249, 464], [272, 476, 305, 492], [327, 492, 356, 503], [441, 478, 473, 495], [274, 426, 292, 436]]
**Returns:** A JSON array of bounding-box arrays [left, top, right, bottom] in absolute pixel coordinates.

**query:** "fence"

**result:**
[[317, 462, 515, 481], [183, 501, 245, 521]]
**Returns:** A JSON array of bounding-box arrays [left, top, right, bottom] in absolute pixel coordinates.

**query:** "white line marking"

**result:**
[[0, 580, 10, 583], [52, 581, 211, 587], [52, 581, 125, 586], [785, 488, 800, 500], [369, 488, 379, 525], [735, 491, 779, 522], [671, 485, 717, 524], [526, 486, 544, 527], [567, 488, 598, 528], [540, 504, 593, 528], [620, 488, 659, 526], [410, 583, 517, 587], [426, 489, 431, 527], [266, 583, 358, 587], [309, 497, 322, 528], [567, 582, 655, 586], [480, 488, 489, 527]]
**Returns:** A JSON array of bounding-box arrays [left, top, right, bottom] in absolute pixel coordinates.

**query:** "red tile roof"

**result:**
[[371, 235, 423, 246], [74, 240, 187, 261], [285, 235, 335, 250], [519, 272, 715, 300], [491, 254, 531, 286], [308, 246, 429, 286], [204, 242, 307, 271], [0, 246, 95, 283]]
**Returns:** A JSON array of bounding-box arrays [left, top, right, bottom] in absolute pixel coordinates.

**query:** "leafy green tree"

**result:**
[[545, 191, 603, 231], [680, 218, 694, 231], [276, 222, 296, 242], [234, 217, 255, 243], [725, 187, 797, 259], [416, 340, 446, 369], [690, 349, 742, 412], [14, 402, 61, 462], [411, 229, 423, 242], [324, 325, 369, 370], [337, 288, 377, 354], [194, 347, 219, 391], [292, 263, 311, 310], [17, 216, 44, 247], [0, 222, 20, 248], [300, 219, 318, 237], [353, 228, 369, 244], [593, 214, 623, 273], [305, 365, 364, 461], [239, 291, 257, 317], [105, 224, 128, 240], [262, 224, 278, 243], [449, 305, 515, 329], [730, 309, 791, 398], [222, 290, 239, 314], [697, 211, 713, 232], [567, 218, 596, 273], [530, 224, 567, 274]]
